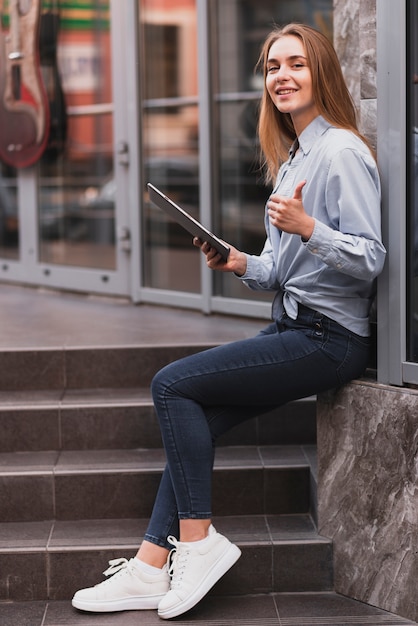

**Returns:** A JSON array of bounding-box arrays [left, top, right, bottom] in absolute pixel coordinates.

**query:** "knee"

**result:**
[[151, 365, 169, 402], [151, 359, 184, 403]]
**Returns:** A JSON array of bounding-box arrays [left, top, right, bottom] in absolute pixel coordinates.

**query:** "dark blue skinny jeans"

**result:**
[[144, 305, 370, 549]]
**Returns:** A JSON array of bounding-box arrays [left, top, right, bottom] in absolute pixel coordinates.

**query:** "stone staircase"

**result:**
[[0, 342, 330, 605]]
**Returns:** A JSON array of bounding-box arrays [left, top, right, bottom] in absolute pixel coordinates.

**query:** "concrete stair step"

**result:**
[[0, 514, 333, 601], [0, 336, 322, 605], [0, 345, 218, 391], [0, 445, 314, 522], [3, 594, 415, 626], [0, 389, 316, 452]]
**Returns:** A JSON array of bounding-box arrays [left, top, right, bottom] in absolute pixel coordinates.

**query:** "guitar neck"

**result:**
[[9, 0, 23, 60]]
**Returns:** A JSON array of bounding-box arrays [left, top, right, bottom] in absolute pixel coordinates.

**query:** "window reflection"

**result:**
[[140, 0, 200, 293], [39, 1, 115, 270], [0, 164, 18, 259]]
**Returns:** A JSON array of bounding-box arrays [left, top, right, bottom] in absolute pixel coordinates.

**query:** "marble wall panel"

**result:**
[[334, 0, 377, 146], [359, 0, 377, 100], [333, 0, 360, 107], [317, 380, 418, 622], [360, 98, 378, 150]]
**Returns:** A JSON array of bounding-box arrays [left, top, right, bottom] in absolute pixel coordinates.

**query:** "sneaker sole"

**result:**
[[157, 542, 241, 620], [72, 593, 166, 612]]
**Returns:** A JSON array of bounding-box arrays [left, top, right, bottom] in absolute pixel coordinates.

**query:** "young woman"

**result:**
[[72, 23, 386, 619]]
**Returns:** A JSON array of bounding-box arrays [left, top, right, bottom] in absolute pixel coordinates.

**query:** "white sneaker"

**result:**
[[72, 557, 170, 612], [158, 525, 241, 619]]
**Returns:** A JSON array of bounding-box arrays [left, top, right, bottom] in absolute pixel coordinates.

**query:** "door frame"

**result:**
[[0, 0, 137, 299]]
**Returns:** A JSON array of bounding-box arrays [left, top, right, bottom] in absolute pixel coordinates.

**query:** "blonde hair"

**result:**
[[257, 23, 372, 185]]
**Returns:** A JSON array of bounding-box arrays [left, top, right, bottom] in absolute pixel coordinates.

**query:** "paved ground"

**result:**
[[1, 593, 417, 626], [0, 283, 265, 349]]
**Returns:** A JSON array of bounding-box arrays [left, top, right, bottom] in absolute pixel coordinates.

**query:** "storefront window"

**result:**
[[140, 0, 200, 293], [0, 164, 18, 260], [407, 0, 418, 361], [38, 1, 115, 270], [211, 0, 332, 301]]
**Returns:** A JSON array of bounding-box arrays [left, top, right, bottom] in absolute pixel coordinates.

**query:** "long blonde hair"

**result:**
[[257, 23, 371, 185]]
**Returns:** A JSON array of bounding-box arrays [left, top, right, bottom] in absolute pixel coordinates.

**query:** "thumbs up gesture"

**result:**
[[267, 180, 314, 241]]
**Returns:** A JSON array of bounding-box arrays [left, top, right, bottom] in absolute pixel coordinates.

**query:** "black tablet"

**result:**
[[147, 183, 230, 261]]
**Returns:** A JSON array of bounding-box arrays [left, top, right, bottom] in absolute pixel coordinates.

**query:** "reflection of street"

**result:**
[[39, 241, 200, 292], [146, 247, 200, 293], [0, 244, 18, 260], [39, 240, 116, 270], [0, 181, 18, 257]]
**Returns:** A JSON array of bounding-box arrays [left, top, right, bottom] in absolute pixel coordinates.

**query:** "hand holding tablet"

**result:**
[[147, 183, 230, 260]]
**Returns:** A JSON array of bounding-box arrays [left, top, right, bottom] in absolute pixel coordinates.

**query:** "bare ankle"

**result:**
[[136, 540, 169, 569], [179, 519, 211, 542]]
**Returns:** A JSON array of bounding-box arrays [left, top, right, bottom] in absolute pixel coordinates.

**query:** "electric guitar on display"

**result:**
[[0, 0, 50, 168]]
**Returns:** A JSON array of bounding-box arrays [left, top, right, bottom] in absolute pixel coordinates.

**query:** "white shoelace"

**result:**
[[167, 535, 190, 589], [102, 557, 130, 578]]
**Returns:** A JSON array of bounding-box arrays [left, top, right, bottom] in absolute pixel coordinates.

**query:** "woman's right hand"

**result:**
[[193, 238, 247, 276]]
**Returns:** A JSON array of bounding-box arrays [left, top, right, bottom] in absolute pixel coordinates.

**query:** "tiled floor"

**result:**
[[0, 284, 417, 626], [0, 283, 265, 349], [1, 593, 416, 626]]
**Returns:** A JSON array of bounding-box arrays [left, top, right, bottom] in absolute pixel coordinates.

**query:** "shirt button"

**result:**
[[312, 248, 318, 253]]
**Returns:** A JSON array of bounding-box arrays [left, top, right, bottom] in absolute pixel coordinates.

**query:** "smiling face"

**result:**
[[266, 35, 319, 135]]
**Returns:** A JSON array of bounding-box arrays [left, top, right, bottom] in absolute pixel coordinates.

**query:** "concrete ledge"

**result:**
[[317, 380, 418, 622]]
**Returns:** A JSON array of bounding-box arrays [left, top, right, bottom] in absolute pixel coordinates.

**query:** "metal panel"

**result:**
[[109, 0, 139, 299], [376, 0, 407, 385], [197, 0, 213, 314]]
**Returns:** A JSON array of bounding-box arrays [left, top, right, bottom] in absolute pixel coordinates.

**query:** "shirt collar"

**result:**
[[296, 116, 332, 156]]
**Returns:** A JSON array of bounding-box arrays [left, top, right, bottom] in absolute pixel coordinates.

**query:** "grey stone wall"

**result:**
[[333, 0, 377, 148], [333, 0, 360, 106], [317, 381, 418, 622]]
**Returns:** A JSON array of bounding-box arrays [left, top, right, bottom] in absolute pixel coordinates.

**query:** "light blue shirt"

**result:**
[[240, 116, 386, 336]]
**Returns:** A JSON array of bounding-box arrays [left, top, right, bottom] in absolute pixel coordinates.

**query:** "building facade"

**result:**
[[0, 1, 417, 619]]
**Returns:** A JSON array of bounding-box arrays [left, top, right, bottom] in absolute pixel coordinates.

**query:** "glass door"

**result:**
[[39, 0, 115, 271], [0, 0, 135, 297], [139, 0, 201, 301]]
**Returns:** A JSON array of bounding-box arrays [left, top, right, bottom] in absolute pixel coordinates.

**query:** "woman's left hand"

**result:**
[[193, 238, 248, 276], [267, 179, 314, 241]]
